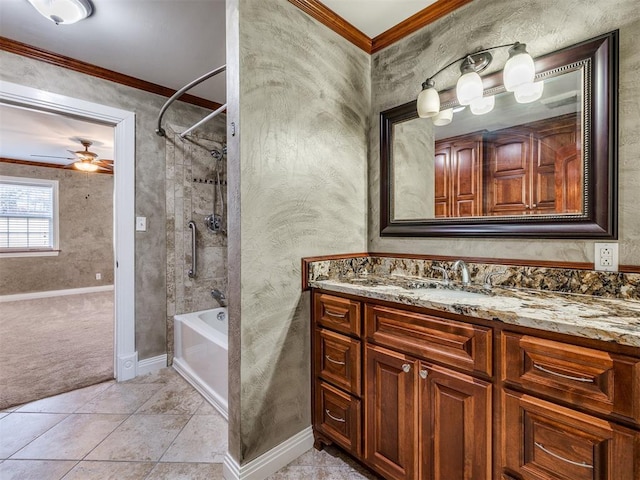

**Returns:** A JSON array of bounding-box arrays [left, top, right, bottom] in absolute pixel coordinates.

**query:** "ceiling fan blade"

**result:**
[[31, 154, 75, 160], [94, 160, 114, 169]]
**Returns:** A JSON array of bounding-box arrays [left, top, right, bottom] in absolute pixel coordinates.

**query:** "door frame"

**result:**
[[0, 80, 137, 381]]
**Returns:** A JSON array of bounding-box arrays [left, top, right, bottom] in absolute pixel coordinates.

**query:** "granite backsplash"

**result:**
[[307, 256, 640, 301]]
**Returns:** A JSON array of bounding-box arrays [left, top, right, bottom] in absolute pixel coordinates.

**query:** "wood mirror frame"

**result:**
[[380, 30, 618, 238]]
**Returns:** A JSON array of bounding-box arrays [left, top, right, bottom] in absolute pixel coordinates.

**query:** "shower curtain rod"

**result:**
[[155, 64, 226, 138]]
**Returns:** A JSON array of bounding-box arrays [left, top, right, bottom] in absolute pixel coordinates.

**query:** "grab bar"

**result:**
[[187, 220, 197, 278], [156, 64, 226, 138]]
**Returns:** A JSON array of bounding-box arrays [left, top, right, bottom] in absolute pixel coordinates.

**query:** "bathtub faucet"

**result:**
[[211, 289, 227, 307]]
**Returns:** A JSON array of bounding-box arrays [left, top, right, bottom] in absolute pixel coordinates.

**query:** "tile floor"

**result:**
[[0, 368, 380, 480]]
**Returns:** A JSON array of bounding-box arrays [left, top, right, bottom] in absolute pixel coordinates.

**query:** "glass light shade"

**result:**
[[470, 95, 495, 115], [27, 0, 92, 25], [504, 51, 535, 92], [456, 71, 483, 106], [417, 87, 440, 118], [73, 161, 99, 172], [432, 108, 453, 126], [514, 81, 544, 103]]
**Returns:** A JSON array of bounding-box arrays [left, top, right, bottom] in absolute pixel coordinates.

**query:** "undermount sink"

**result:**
[[409, 287, 489, 300]]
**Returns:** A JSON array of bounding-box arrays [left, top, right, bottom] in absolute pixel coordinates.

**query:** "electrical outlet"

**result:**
[[595, 242, 618, 272], [96, 273, 102, 280]]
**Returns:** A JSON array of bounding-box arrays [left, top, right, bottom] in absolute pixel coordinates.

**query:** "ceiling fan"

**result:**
[[31, 139, 114, 173]]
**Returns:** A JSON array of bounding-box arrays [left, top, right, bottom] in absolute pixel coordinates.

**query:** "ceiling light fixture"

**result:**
[[27, 0, 93, 25], [73, 160, 99, 172], [417, 42, 541, 123]]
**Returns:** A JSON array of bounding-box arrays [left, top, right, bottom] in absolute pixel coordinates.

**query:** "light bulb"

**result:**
[[417, 86, 440, 118], [470, 95, 495, 115], [432, 108, 453, 126], [456, 71, 483, 106], [514, 81, 544, 103], [74, 161, 99, 172], [504, 43, 535, 92]]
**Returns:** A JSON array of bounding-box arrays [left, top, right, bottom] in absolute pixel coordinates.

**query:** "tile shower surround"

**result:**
[[307, 256, 640, 301], [165, 123, 227, 362]]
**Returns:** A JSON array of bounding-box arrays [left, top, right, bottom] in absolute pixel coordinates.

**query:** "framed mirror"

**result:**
[[380, 30, 618, 238]]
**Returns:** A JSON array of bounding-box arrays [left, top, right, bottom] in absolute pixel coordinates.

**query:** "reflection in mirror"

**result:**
[[392, 68, 583, 221], [380, 30, 617, 238]]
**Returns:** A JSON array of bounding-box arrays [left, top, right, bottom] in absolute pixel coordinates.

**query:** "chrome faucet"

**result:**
[[452, 260, 471, 285], [211, 289, 227, 307]]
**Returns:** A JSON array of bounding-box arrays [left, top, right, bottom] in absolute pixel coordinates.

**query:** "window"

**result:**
[[0, 176, 59, 257]]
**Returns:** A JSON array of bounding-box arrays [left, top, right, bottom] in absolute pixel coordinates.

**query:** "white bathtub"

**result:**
[[173, 307, 228, 419]]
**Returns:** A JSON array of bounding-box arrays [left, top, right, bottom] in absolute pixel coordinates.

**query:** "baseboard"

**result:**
[[223, 426, 314, 480], [137, 354, 168, 376], [0, 285, 114, 303]]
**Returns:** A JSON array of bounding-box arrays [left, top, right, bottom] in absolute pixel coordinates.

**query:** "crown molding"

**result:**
[[371, 0, 474, 53], [0, 36, 222, 111], [288, 0, 473, 55], [288, 0, 372, 53]]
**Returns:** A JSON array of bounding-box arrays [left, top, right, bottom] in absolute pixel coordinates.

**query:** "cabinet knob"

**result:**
[[402, 363, 411, 373], [419, 369, 428, 379], [532, 203, 537, 208]]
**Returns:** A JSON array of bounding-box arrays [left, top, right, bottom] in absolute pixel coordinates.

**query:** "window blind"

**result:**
[[0, 181, 54, 249]]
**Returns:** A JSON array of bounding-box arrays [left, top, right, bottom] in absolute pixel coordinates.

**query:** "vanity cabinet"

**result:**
[[499, 332, 640, 480], [310, 289, 640, 480]]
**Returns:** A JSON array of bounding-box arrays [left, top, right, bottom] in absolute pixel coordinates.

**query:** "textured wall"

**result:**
[[165, 122, 227, 361], [369, 0, 640, 265], [230, 0, 370, 462], [0, 163, 113, 295], [0, 51, 219, 359]]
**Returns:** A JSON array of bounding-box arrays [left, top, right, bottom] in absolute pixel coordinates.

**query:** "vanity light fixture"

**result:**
[[417, 42, 540, 121], [27, 0, 93, 25]]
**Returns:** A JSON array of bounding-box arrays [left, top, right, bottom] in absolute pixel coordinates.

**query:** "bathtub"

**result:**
[[173, 307, 228, 419]]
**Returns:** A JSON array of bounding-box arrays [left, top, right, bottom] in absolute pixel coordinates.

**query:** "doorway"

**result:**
[[0, 80, 136, 384]]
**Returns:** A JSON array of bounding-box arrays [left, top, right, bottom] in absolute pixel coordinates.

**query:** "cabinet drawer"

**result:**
[[314, 292, 361, 336], [365, 304, 492, 376], [314, 381, 361, 455], [502, 390, 639, 480], [501, 332, 640, 424], [314, 328, 361, 395]]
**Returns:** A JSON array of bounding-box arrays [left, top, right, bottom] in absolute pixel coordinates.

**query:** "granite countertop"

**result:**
[[309, 274, 640, 348]]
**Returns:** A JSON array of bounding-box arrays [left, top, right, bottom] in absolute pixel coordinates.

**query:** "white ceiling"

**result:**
[[0, 0, 430, 164], [0, 104, 114, 165], [0, 0, 227, 104], [321, 0, 437, 38]]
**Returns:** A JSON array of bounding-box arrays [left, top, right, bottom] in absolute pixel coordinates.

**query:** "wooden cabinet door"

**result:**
[[533, 113, 580, 214], [434, 144, 451, 218], [485, 129, 533, 216], [450, 136, 483, 217], [434, 134, 483, 218], [420, 363, 492, 480], [365, 344, 419, 480]]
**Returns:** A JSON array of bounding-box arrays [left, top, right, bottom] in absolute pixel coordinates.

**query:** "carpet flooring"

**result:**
[[0, 291, 114, 409]]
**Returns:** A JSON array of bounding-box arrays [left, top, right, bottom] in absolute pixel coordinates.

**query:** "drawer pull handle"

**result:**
[[533, 364, 593, 383], [325, 309, 347, 319], [534, 442, 593, 469], [402, 363, 411, 373], [419, 369, 428, 379], [325, 409, 346, 423], [325, 355, 346, 366]]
